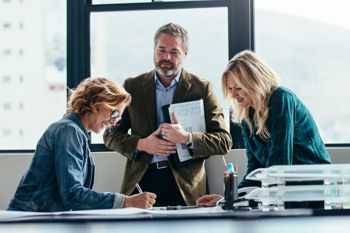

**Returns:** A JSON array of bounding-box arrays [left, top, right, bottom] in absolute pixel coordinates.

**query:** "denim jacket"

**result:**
[[8, 112, 123, 212]]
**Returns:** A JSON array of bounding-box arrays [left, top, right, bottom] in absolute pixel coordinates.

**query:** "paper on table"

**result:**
[[168, 99, 206, 162], [0, 208, 153, 222], [0, 208, 150, 218], [0, 210, 49, 218], [0, 210, 56, 222], [149, 206, 225, 215], [58, 207, 151, 216], [0, 206, 225, 222], [55, 206, 225, 216]]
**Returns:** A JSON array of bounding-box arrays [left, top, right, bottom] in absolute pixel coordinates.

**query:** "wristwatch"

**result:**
[[185, 133, 193, 147]]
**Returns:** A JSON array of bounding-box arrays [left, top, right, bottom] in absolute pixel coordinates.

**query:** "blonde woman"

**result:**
[[222, 50, 330, 188], [196, 50, 331, 207], [8, 77, 156, 212]]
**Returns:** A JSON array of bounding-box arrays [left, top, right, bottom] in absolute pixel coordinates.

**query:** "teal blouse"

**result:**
[[239, 87, 331, 188]]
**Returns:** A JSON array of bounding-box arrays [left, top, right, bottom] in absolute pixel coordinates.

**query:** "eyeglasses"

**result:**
[[156, 48, 181, 57], [110, 109, 122, 122]]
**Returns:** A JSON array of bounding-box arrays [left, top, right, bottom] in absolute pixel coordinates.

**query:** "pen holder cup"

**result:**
[[223, 173, 238, 210]]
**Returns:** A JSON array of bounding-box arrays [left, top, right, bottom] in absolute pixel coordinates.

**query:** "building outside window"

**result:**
[[255, 0, 350, 144], [0, 0, 67, 150]]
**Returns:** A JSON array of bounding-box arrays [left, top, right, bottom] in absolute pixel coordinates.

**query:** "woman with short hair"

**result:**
[[8, 77, 156, 212]]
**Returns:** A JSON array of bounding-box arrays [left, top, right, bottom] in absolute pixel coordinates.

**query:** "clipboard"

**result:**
[[161, 99, 206, 167]]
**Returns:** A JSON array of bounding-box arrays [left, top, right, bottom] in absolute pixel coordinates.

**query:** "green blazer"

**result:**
[[104, 69, 232, 205], [239, 87, 331, 188]]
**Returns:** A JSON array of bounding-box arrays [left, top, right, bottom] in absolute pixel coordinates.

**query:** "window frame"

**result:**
[[67, 0, 253, 151], [3, 0, 346, 153]]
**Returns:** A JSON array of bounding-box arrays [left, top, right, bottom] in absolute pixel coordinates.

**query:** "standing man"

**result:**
[[104, 23, 232, 206]]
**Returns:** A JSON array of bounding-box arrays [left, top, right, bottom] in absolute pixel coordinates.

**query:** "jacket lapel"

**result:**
[[173, 69, 192, 103], [142, 72, 157, 131]]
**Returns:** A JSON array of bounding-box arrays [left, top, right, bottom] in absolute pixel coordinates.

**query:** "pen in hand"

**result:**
[[135, 183, 143, 193]]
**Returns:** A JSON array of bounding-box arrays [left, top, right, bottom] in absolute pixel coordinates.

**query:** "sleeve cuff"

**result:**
[[112, 193, 126, 208], [132, 149, 139, 160], [185, 132, 194, 149]]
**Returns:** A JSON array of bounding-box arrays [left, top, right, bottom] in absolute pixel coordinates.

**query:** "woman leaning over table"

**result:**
[[8, 77, 156, 212], [196, 50, 331, 207]]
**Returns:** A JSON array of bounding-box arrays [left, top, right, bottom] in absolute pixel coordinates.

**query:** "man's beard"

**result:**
[[155, 60, 181, 78]]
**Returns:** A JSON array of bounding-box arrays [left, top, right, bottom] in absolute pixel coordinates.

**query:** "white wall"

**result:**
[[0, 148, 349, 209], [0, 152, 126, 210]]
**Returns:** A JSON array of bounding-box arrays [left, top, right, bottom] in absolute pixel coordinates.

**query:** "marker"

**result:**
[[135, 183, 143, 193]]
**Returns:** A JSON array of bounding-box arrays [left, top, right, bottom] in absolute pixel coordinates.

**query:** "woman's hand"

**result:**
[[123, 192, 157, 209]]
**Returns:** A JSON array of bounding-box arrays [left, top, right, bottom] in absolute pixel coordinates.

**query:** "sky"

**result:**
[[255, 0, 350, 29]]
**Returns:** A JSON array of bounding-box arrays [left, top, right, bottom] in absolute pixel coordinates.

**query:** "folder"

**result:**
[[161, 99, 206, 167]]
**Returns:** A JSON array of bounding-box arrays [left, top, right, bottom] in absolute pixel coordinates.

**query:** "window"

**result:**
[[3, 102, 11, 110], [2, 75, 11, 83], [3, 22, 11, 28], [93, 0, 145, 3], [92, 0, 205, 3], [2, 129, 11, 137], [0, 0, 67, 150], [3, 49, 11, 56], [68, 0, 252, 149], [254, 0, 350, 144], [90, 8, 229, 143]]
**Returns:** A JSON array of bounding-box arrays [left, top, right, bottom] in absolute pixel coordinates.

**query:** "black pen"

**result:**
[[166, 205, 198, 210]]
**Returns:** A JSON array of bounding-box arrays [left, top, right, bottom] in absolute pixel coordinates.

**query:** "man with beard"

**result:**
[[104, 23, 232, 206]]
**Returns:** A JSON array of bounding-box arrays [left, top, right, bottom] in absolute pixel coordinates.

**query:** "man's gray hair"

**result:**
[[154, 23, 189, 50]]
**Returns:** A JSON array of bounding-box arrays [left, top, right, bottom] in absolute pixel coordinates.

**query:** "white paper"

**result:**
[[57, 207, 151, 216], [59, 206, 224, 216], [149, 206, 224, 215], [168, 99, 206, 162], [0, 206, 225, 222]]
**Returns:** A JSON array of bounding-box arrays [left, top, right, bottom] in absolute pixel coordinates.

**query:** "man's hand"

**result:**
[[123, 192, 157, 209], [136, 127, 176, 156], [196, 194, 222, 207], [160, 112, 190, 144]]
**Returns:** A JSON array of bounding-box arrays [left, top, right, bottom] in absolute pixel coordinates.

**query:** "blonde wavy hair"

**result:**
[[67, 77, 131, 117], [222, 50, 279, 140]]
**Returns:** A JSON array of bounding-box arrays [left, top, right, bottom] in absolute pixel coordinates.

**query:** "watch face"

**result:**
[[185, 133, 192, 146]]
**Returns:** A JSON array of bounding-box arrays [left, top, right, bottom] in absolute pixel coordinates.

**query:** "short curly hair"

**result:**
[[67, 77, 131, 117]]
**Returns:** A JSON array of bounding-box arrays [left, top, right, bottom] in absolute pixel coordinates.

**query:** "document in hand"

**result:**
[[167, 99, 206, 165]]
